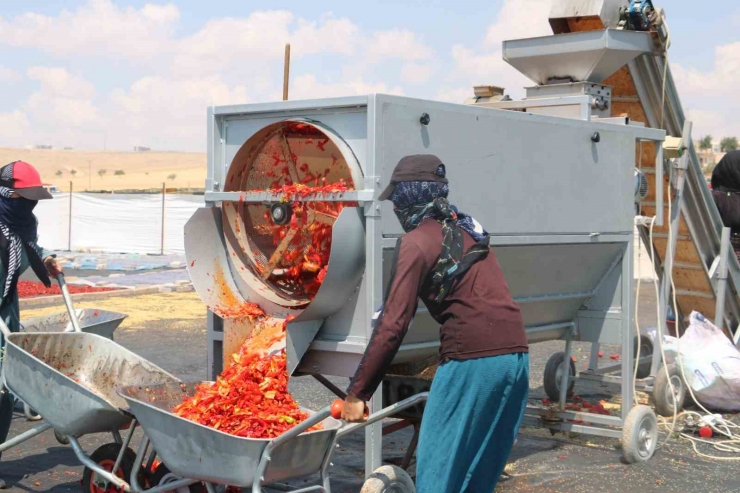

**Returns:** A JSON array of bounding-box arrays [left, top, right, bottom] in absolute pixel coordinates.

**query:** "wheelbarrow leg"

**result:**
[[400, 424, 420, 471]]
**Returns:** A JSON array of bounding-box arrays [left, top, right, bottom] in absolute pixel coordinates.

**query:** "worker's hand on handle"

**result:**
[[331, 396, 369, 423], [43, 256, 62, 277]]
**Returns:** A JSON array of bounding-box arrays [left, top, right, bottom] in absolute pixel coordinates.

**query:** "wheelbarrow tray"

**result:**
[[118, 380, 341, 487], [22, 308, 127, 339], [4, 332, 177, 437]]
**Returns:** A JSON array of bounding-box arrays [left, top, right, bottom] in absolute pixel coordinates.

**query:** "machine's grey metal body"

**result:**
[[21, 308, 126, 340], [200, 95, 663, 377], [194, 79, 665, 470]]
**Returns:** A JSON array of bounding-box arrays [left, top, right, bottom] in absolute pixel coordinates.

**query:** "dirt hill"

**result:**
[[0, 148, 206, 192]]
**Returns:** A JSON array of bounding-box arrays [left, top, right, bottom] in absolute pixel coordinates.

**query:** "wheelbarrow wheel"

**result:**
[[360, 465, 415, 493], [149, 464, 204, 493], [543, 352, 575, 402], [81, 443, 136, 493], [633, 335, 654, 380], [621, 405, 658, 463], [652, 363, 686, 417]]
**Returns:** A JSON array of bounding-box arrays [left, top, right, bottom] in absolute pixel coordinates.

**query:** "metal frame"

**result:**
[[628, 50, 740, 335]]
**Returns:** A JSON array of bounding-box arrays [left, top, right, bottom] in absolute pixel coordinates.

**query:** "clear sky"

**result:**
[[1, 0, 738, 152]]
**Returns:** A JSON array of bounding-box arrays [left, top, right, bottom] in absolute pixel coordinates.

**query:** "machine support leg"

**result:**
[[588, 342, 600, 371], [622, 238, 635, 419], [365, 388, 383, 477], [559, 336, 573, 410], [714, 227, 731, 332], [401, 425, 420, 471]]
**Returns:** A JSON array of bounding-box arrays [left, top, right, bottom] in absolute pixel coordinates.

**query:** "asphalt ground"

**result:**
[[3, 283, 740, 492]]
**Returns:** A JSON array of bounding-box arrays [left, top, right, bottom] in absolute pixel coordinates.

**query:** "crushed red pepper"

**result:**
[[17, 281, 118, 298], [173, 336, 319, 439]]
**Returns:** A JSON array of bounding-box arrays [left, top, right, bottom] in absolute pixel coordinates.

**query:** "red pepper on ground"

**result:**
[[17, 281, 117, 299]]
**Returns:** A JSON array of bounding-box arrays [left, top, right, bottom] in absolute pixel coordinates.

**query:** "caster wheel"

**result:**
[[361, 465, 415, 493], [622, 405, 658, 463], [149, 464, 204, 493], [54, 429, 70, 445], [653, 363, 686, 417], [543, 352, 575, 402], [81, 443, 137, 493], [633, 335, 654, 380]]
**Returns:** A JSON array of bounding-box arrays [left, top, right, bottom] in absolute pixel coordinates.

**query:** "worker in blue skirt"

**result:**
[[343, 155, 529, 492]]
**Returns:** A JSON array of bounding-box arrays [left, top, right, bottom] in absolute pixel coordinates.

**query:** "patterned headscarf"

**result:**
[[391, 181, 489, 302], [0, 162, 50, 307]]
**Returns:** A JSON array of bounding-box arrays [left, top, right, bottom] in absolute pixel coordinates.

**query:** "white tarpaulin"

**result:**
[[34, 193, 203, 255]]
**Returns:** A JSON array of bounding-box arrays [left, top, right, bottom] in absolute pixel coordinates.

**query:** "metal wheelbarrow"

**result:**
[[21, 307, 127, 340], [0, 305, 177, 491], [118, 379, 428, 493], [14, 275, 128, 422]]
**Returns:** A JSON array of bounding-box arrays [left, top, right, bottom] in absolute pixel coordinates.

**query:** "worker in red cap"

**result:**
[[0, 161, 61, 478], [343, 155, 528, 493]]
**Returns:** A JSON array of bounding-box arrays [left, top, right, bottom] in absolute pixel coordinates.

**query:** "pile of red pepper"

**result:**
[[17, 280, 117, 299], [174, 331, 318, 439]]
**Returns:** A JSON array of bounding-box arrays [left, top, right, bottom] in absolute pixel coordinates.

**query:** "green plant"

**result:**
[[70, 169, 77, 176], [704, 162, 717, 174], [114, 170, 125, 176], [55, 170, 63, 177], [98, 169, 107, 177], [699, 135, 713, 151], [721, 137, 739, 153], [167, 173, 177, 181]]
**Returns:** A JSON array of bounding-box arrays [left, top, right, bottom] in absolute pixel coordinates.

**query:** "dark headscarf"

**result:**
[[711, 151, 740, 192], [391, 181, 489, 302], [0, 162, 50, 308]]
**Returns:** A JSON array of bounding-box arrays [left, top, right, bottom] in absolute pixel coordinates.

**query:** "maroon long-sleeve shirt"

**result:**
[[347, 219, 528, 401]]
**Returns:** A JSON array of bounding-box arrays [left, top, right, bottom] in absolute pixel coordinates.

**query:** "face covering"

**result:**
[[0, 196, 39, 243]]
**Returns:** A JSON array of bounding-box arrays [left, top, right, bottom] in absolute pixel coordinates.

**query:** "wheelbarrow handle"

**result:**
[[330, 399, 369, 420], [57, 274, 82, 333]]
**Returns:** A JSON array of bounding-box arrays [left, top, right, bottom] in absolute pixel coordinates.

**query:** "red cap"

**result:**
[[4, 161, 53, 200]]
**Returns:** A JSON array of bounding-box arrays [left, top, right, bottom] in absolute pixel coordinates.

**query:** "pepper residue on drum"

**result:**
[[178, 123, 354, 438], [230, 121, 357, 301]]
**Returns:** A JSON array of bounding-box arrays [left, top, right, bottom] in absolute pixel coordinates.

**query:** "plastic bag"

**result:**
[[661, 311, 740, 412]]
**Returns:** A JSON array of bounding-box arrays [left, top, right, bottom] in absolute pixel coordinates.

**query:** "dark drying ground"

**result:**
[[3, 282, 740, 492]]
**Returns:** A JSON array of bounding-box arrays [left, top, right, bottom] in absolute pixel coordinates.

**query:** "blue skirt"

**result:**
[[416, 352, 529, 493]]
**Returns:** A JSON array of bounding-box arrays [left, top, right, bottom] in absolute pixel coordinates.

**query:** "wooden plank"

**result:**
[[675, 295, 717, 320], [611, 101, 648, 125], [637, 141, 658, 169], [603, 66, 639, 98], [653, 237, 702, 265], [566, 16, 605, 33], [644, 172, 670, 203], [672, 267, 713, 294], [640, 206, 691, 235]]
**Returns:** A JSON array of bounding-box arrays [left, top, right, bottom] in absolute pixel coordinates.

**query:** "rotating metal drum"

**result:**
[[185, 120, 365, 373]]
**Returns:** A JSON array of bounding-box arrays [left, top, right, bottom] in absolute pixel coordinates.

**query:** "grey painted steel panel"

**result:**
[[377, 95, 635, 236], [287, 207, 366, 374], [503, 30, 653, 85], [202, 94, 649, 381], [220, 109, 368, 185]]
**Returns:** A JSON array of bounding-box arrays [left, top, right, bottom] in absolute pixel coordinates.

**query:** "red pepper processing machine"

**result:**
[[186, 0, 739, 474]]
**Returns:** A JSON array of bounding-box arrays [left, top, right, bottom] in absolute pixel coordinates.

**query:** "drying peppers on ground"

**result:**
[[17, 280, 117, 299], [174, 313, 318, 439]]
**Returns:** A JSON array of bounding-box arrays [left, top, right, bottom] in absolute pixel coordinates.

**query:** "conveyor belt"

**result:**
[[567, 20, 740, 336]]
